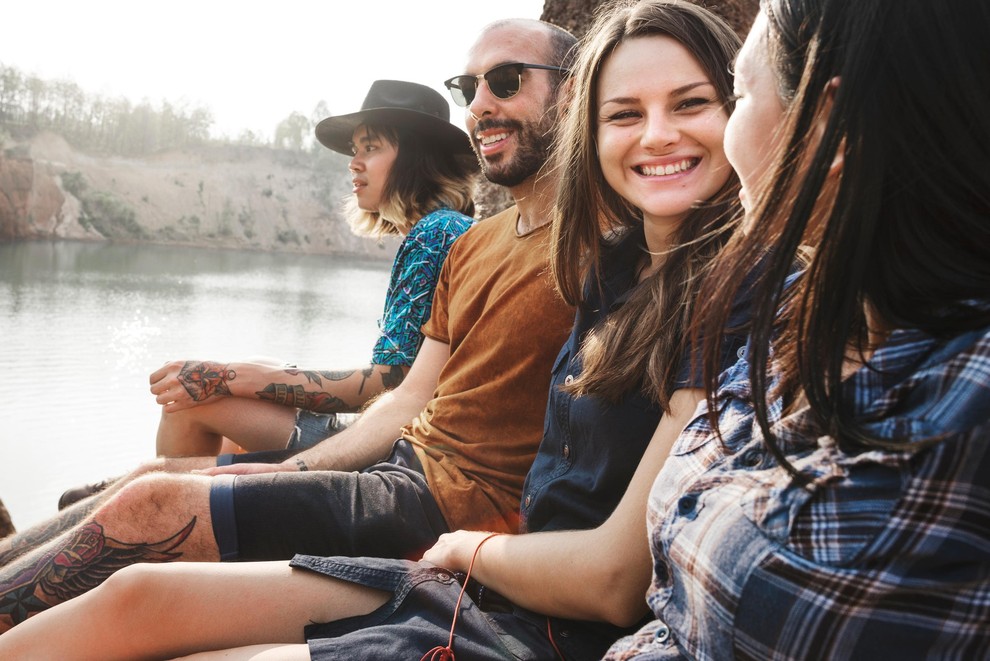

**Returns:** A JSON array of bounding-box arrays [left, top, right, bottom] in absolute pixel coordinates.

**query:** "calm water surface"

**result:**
[[0, 240, 391, 531]]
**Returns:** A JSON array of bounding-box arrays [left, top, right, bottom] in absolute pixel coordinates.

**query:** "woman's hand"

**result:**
[[150, 360, 237, 412], [421, 530, 497, 572]]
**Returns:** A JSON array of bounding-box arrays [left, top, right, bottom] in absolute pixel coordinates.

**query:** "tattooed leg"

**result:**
[[0, 502, 90, 568], [0, 472, 217, 631], [1, 457, 214, 567], [0, 520, 195, 630]]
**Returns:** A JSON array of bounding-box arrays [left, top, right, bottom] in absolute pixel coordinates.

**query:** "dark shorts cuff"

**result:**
[[209, 474, 239, 561]]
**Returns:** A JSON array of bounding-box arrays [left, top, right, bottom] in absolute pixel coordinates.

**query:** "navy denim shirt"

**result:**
[[520, 230, 672, 534]]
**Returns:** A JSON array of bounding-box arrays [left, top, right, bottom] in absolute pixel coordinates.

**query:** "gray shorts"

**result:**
[[290, 555, 580, 661], [286, 410, 360, 450], [209, 441, 450, 562]]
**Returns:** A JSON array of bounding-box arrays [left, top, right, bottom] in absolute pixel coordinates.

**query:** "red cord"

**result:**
[[546, 617, 565, 660], [420, 532, 503, 661]]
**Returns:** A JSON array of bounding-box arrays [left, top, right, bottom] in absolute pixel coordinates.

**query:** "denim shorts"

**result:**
[[290, 555, 569, 661], [286, 410, 360, 450], [209, 441, 450, 562]]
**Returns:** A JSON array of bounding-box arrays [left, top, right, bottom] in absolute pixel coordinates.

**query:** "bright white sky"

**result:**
[[0, 0, 543, 140]]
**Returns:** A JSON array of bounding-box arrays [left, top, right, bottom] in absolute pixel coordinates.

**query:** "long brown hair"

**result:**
[[696, 0, 990, 470], [550, 0, 741, 410]]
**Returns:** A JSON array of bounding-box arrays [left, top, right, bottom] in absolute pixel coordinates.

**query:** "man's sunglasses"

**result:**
[[444, 63, 568, 107]]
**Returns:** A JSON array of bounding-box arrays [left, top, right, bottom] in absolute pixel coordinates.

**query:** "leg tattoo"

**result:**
[[0, 518, 196, 629], [0, 504, 91, 567]]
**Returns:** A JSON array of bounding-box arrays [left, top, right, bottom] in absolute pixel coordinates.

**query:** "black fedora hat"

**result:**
[[315, 80, 473, 156]]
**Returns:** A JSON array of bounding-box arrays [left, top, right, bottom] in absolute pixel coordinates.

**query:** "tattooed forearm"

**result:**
[[0, 519, 195, 629], [381, 364, 406, 390], [256, 384, 347, 413], [177, 361, 236, 401], [284, 369, 356, 386]]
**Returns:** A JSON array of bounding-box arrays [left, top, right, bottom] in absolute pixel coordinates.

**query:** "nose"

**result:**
[[348, 154, 363, 172], [467, 78, 497, 124], [641, 112, 679, 151]]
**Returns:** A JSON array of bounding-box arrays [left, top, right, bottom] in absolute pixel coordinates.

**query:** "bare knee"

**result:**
[[158, 407, 224, 457]]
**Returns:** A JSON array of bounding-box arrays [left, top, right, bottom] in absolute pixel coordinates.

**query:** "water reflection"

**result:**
[[0, 240, 391, 530]]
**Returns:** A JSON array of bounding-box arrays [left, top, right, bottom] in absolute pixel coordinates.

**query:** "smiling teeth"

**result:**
[[480, 132, 509, 146], [639, 158, 697, 176]]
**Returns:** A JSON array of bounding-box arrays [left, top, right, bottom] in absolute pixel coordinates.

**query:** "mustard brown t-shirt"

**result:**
[[402, 205, 574, 534]]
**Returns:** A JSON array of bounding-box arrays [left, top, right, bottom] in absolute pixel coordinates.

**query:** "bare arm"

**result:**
[[422, 388, 704, 627], [199, 338, 450, 475], [150, 360, 409, 414]]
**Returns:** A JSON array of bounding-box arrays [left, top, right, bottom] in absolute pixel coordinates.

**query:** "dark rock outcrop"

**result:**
[[541, 0, 759, 40], [0, 497, 13, 539]]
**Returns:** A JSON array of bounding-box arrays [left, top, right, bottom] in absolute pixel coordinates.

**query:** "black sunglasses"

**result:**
[[444, 62, 568, 107]]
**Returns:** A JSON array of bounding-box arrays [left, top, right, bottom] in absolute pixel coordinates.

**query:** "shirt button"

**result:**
[[562, 444, 570, 459], [524, 494, 532, 507], [437, 572, 451, 582], [655, 624, 670, 642], [563, 374, 574, 385], [677, 494, 698, 516]]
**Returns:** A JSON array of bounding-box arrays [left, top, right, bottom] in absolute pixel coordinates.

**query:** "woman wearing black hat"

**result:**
[[64, 81, 478, 499], [147, 80, 478, 457]]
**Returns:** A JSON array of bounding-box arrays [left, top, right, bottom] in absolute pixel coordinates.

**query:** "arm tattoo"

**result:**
[[256, 384, 347, 413], [294, 458, 308, 472], [357, 366, 374, 396], [284, 369, 356, 386], [177, 361, 235, 401], [0, 519, 196, 627], [381, 364, 406, 390]]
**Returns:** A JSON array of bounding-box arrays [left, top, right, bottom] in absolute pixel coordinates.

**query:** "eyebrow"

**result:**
[[600, 80, 715, 106]]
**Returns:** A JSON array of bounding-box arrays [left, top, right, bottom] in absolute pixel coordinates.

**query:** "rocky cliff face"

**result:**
[[0, 132, 398, 257]]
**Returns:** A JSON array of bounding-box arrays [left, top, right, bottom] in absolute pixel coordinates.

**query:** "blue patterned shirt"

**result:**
[[371, 208, 474, 366], [606, 323, 990, 660]]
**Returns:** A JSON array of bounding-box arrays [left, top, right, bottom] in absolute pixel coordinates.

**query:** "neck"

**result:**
[[641, 213, 684, 274], [509, 171, 555, 235]]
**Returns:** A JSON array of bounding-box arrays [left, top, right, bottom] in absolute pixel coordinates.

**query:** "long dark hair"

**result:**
[[697, 0, 990, 468], [550, 0, 741, 410], [346, 123, 477, 237]]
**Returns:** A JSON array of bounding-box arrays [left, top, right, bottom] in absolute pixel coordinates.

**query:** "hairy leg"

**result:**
[[0, 472, 220, 631], [0, 457, 215, 567], [156, 398, 298, 457], [0, 560, 389, 659]]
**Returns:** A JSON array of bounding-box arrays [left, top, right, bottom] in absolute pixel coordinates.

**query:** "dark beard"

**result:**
[[472, 116, 554, 188]]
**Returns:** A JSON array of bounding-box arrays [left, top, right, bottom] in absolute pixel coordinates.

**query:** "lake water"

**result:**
[[0, 240, 391, 532]]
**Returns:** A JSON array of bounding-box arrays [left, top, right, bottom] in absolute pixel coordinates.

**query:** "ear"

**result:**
[[555, 76, 576, 114], [821, 77, 844, 177]]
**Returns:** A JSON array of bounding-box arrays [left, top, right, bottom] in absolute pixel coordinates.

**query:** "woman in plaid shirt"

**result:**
[[606, 0, 990, 658]]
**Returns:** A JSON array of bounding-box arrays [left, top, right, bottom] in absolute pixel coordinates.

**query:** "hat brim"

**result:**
[[315, 107, 475, 157]]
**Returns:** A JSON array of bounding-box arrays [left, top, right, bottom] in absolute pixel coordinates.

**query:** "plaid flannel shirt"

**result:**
[[606, 324, 990, 660]]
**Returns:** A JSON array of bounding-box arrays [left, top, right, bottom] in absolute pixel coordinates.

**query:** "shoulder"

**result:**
[[445, 205, 518, 252], [409, 208, 476, 241]]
